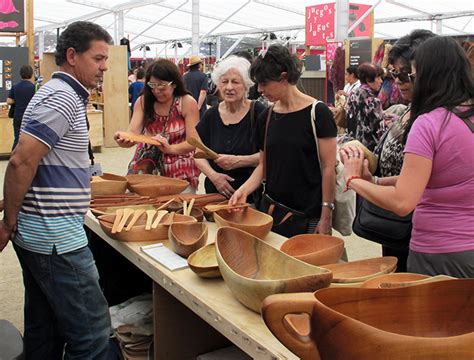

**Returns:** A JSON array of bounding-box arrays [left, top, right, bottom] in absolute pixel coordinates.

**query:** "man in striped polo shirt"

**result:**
[[0, 22, 112, 359]]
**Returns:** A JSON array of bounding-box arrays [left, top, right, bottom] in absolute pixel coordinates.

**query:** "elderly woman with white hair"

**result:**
[[195, 55, 267, 199]]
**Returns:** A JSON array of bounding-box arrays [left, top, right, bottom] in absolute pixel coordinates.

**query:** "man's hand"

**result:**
[[0, 220, 14, 252]]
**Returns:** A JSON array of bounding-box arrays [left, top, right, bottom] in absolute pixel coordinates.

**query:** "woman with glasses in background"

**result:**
[[115, 59, 200, 191]]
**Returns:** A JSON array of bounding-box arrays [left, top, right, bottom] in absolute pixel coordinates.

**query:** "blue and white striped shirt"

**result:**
[[14, 72, 91, 255]]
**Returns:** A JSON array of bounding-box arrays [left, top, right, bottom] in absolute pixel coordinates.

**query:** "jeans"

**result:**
[[13, 243, 111, 360]]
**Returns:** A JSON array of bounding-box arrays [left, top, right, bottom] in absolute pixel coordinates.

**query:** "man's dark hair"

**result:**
[[136, 68, 145, 80], [346, 65, 359, 78], [55, 21, 113, 66], [20, 64, 33, 79], [188, 63, 201, 71], [388, 29, 436, 69]]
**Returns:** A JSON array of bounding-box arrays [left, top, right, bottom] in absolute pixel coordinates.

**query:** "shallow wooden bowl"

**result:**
[[128, 177, 189, 197], [168, 222, 208, 258], [215, 227, 332, 313], [90, 204, 157, 218], [187, 243, 221, 278], [262, 280, 474, 360], [360, 272, 430, 288], [176, 208, 204, 222], [280, 234, 345, 266], [98, 212, 196, 242], [125, 174, 158, 188], [323, 256, 397, 283], [214, 207, 273, 239], [91, 173, 128, 196]]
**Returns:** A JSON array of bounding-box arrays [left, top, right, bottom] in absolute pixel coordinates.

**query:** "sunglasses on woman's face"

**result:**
[[147, 81, 173, 89], [389, 69, 416, 83]]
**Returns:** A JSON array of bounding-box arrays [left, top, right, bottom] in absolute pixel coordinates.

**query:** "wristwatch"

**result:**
[[321, 202, 335, 211]]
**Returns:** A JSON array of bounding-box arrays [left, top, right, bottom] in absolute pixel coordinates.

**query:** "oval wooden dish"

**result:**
[[280, 234, 345, 266], [126, 175, 189, 197], [176, 207, 204, 222], [214, 207, 273, 239], [125, 174, 159, 188], [215, 227, 332, 313], [91, 173, 128, 196], [187, 243, 221, 278], [168, 222, 208, 258], [324, 256, 397, 285], [262, 279, 474, 360], [98, 212, 195, 242], [361, 273, 455, 289]]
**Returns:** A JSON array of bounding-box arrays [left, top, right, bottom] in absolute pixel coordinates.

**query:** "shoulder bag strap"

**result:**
[[310, 100, 322, 168], [250, 100, 256, 128], [262, 105, 274, 184]]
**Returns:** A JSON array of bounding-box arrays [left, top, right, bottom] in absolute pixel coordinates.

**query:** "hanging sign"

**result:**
[[0, 0, 25, 32]]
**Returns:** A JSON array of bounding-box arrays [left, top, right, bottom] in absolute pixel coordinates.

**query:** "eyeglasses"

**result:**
[[147, 81, 173, 89], [389, 69, 416, 83]]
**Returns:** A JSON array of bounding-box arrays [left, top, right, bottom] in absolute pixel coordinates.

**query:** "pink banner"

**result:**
[[306, 3, 335, 46]]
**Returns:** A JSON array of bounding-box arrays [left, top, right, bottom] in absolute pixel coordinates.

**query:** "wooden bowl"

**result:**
[[341, 140, 378, 174], [215, 227, 332, 313], [187, 243, 221, 279], [98, 212, 196, 242], [127, 175, 189, 197], [168, 222, 208, 258], [323, 256, 397, 284], [214, 207, 273, 239], [176, 207, 204, 222], [360, 272, 430, 288], [91, 173, 128, 196], [262, 280, 474, 360], [125, 174, 158, 188], [280, 234, 345, 266]]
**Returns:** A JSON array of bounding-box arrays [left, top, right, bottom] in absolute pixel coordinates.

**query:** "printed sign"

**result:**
[[349, 39, 372, 66]]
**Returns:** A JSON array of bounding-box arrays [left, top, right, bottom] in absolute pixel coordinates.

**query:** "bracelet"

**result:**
[[344, 175, 361, 192], [321, 202, 335, 211]]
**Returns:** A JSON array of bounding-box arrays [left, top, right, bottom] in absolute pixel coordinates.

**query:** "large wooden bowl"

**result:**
[[214, 207, 273, 239], [168, 222, 208, 258], [280, 234, 345, 266], [127, 176, 189, 197], [176, 208, 204, 222], [125, 174, 159, 188], [187, 243, 221, 278], [262, 280, 474, 360], [323, 256, 397, 284], [360, 272, 430, 288], [98, 212, 196, 242], [215, 227, 332, 313], [91, 173, 128, 196]]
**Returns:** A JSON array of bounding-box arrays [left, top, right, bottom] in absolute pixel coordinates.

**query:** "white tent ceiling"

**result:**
[[2, 0, 473, 58]]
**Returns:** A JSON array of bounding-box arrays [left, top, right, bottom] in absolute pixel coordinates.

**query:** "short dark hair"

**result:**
[[357, 63, 383, 84], [55, 21, 113, 66], [388, 29, 436, 69], [20, 64, 33, 79], [250, 45, 302, 85], [136, 68, 145, 80], [143, 59, 189, 124], [346, 65, 359, 78]]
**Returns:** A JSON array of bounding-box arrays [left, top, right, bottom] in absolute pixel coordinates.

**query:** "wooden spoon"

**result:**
[[151, 210, 169, 229], [187, 137, 219, 160], [160, 211, 175, 226], [116, 208, 134, 233], [112, 209, 124, 234], [183, 200, 188, 217], [145, 210, 157, 230], [203, 203, 250, 212], [194, 151, 215, 159], [187, 198, 195, 216], [125, 209, 146, 231], [156, 198, 176, 211], [116, 131, 161, 146]]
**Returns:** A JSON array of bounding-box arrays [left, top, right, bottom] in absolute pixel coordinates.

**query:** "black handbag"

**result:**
[[8, 103, 15, 118]]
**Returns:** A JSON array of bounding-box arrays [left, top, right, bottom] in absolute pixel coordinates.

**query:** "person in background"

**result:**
[[336, 65, 360, 99], [183, 55, 208, 120], [345, 62, 384, 151], [341, 36, 474, 278], [129, 67, 145, 114], [0, 21, 112, 358], [230, 45, 337, 237], [194, 56, 267, 199], [115, 59, 201, 191], [6, 64, 35, 149], [128, 67, 138, 84]]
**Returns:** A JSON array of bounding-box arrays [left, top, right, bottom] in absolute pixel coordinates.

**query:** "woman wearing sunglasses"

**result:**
[[115, 59, 200, 191], [342, 36, 474, 278]]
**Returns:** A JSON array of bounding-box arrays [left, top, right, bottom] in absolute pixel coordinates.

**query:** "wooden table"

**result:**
[[85, 213, 298, 360]]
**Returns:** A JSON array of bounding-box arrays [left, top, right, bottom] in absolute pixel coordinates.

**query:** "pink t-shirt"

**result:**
[[404, 107, 474, 254]]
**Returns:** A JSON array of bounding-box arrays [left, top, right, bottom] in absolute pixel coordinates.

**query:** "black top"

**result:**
[[196, 101, 267, 193], [256, 103, 337, 217], [8, 80, 35, 120], [183, 69, 208, 115]]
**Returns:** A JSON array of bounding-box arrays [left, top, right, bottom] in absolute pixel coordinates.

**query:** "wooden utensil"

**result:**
[[160, 212, 175, 226], [116, 208, 134, 233], [117, 131, 161, 146], [194, 151, 215, 159], [156, 198, 176, 211], [111, 209, 124, 234], [145, 210, 157, 230], [125, 209, 146, 231], [183, 200, 188, 217], [187, 137, 219, 160], [203, 203, 250, 212], [151, 210, 169, 229], [187, 198, 195, 216]]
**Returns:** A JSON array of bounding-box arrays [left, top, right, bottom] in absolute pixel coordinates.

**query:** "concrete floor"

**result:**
[[0, 146, 381, 333]]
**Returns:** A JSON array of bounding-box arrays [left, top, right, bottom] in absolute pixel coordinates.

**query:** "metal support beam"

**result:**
[[66, 0, 165, 12], [253, 0, 304, 15], [191, 0, 199, 54], [221, 35, 245, 59], [376, 11, 474, 23], [216, 36, 221, 60], [199, 0, 252, 39], [335, 0, 349, 41], [347, 0, 381, 35], [436, 20, 442, 35], [114, 10, 124, 44]]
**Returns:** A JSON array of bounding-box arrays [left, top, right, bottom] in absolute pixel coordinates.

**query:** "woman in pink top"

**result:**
[[340, 36, 474, 278]]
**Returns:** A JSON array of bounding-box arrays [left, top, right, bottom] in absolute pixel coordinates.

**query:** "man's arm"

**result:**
[[197, 89, 207, 112]]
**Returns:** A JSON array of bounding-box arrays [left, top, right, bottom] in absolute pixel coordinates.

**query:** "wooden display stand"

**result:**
[[39, 53, 58, 83], [88, 109, 104, 151], [0, 113, 14, 156]]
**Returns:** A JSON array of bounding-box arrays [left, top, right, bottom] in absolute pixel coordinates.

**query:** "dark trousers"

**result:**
[[12, 117, 22, 150]]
